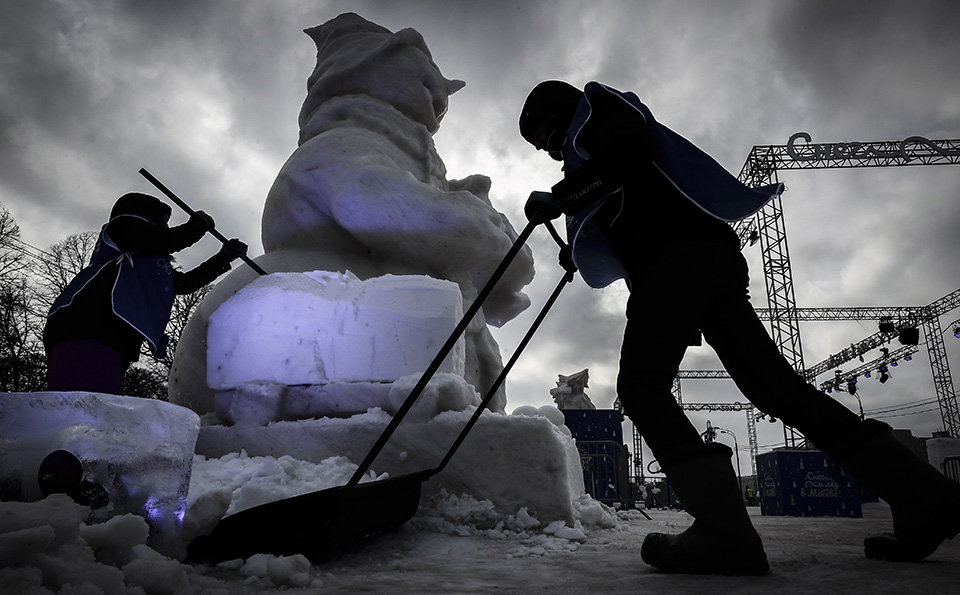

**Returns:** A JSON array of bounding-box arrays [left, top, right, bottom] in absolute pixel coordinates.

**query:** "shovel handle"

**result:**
[[432, 267, 574, 475], [138, 168, 268, 276], [345, 216, 540, 490], [431, 218, 575, 472]]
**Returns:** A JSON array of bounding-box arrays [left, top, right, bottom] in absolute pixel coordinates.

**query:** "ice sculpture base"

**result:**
[[0, 392, 200, 559]]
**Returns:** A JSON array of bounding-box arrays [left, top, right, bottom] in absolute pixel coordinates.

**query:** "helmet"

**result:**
[[518, 80, 583, 146]]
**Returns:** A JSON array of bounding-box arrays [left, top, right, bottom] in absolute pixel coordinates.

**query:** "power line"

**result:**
[[1, 236, 57, 264], [874, 406, 941, 420], [863, 397, 939, 415]]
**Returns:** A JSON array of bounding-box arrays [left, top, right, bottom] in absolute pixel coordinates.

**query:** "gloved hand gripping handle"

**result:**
[[139, 168, 267, 276]]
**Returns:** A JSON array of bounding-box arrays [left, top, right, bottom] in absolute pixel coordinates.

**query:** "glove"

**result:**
[[558, 244, 577, 273], [218, 238, 248, 262], [524, 191, 563, 224], [190, 210, 215, 231]]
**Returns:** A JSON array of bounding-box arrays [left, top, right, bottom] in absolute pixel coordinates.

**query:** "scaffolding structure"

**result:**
[[630, 133, 960, 486]]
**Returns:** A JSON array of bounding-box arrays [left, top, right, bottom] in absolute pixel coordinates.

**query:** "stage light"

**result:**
[[879, 365, 890, 384], [904, 355, 912, 362], [847, 380, 857, 395], [879, 317, 896, 333], [953, 325, 960, 339], [864, 371, 872, 379], [898, 327, 920, 346]]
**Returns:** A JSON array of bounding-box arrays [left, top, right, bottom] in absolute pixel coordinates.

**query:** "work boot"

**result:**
[[640, 442, 769, 575], [837, 420, 960, 562]]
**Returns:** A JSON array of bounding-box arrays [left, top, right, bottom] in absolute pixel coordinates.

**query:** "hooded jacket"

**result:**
[[44, 193, 229, 363], [557, 82, 784, 288]]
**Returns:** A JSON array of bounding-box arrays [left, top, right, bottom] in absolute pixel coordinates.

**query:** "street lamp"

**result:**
[[708, 424, 742, 495]]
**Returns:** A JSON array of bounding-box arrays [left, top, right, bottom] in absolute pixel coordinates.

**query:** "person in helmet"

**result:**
[[519, 80, 960, 575], [43, 192, 247, 395]]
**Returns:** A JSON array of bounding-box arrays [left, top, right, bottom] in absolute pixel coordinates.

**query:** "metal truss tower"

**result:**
[[734, 134, 960, 442]]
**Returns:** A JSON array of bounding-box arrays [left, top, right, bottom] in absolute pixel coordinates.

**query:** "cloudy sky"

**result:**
[[2, 0, 959, 470]]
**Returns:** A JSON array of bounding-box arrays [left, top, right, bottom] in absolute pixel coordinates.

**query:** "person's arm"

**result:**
[[173, 238, 247, 294], [549, 91, 656, 214], [107, 212, 212, 255]]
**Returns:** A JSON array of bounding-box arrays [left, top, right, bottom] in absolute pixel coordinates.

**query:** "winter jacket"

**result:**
[[44, 206, 230, 364], [554, 82, 784, 288]]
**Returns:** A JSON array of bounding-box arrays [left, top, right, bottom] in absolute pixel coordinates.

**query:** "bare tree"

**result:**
[[0, 206, 46, 390], [0, 205, 29, 280], [33, 230, 98, 312], [121, 364, 169, 401], [0, 275, 46, 391]]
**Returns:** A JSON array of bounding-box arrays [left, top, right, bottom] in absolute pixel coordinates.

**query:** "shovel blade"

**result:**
[[186, 470, 430, 562]]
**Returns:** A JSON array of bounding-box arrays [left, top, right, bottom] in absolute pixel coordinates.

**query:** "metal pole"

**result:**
[[719, 428, 742, 496]]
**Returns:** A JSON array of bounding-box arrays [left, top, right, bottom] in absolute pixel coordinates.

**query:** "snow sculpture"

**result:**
[[0, 392, 200, 559], [169, 12, 534, 418], [208, 271, 478, 425], [550, 369, 596, 410]]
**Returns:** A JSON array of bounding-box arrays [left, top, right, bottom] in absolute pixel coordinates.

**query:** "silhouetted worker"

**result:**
[[44, 192, 246, 395], [519, 80, 960, 575]]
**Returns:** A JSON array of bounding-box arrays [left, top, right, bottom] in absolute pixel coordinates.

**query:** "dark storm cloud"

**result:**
[[770, 0, 960, 137]]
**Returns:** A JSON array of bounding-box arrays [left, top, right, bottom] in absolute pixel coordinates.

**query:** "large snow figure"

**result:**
[[169, 13, 534, 416]]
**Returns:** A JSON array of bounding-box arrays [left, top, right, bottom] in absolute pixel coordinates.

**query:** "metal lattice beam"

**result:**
[[924, 317, 960, 437], [728, 132, 960, 439]]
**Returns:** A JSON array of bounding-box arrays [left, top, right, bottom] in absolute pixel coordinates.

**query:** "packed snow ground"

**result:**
[[4, 487, 960, 594]]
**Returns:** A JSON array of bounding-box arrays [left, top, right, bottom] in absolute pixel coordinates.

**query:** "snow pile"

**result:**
[[194, 403, 585, 525], [180, 449, 388, 543], [0, 495, 194, 595], [0, 494, 325, 593], [0, 420, 613, 594]]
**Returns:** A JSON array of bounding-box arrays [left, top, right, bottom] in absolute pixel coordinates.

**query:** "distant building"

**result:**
[[891, 428, 929, 463]]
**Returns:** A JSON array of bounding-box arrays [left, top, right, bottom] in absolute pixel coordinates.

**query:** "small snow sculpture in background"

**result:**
[[550, 369, 595, 410]]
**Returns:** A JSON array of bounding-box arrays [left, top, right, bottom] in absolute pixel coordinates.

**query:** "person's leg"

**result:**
[[617, 290, 703, 456], [692, 247, 863, 451], [697, 247, 960, 562], [46, 339, 124, 395], [617, 277, 767, 575]]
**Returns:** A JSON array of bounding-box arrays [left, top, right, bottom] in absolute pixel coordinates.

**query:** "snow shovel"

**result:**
[[138, 168, 268, 276], [186, 209, 574, 562]]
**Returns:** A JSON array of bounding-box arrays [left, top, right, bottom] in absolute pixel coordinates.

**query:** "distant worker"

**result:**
[[519, 80, 960, 575], [44, 192, 246, 395], [745, 485, 755, 506]]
